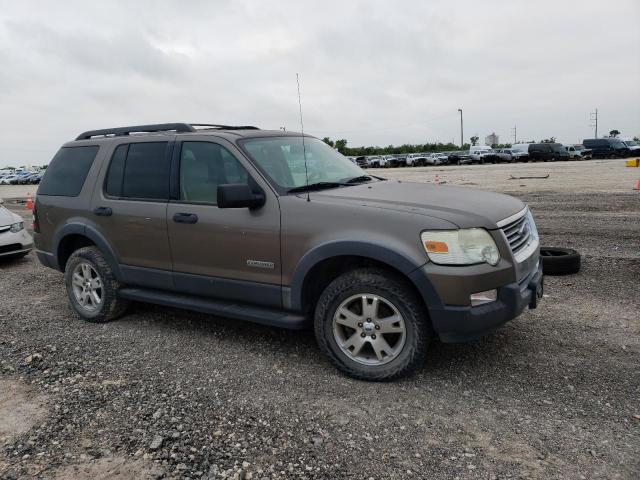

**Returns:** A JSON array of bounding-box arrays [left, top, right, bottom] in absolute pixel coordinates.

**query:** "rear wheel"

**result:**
[[64, 246, 129, 323], [314, 268, 430, 381]]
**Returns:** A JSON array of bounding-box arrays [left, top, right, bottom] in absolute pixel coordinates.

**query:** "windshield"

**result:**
[[625, 140, 638, 147], [240, 136, 369, 192]]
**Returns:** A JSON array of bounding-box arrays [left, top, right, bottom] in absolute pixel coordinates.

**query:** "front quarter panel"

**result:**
[[280, 194, 457, 306]]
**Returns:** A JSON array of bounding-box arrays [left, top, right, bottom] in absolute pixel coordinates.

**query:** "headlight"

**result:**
[[525, 210, 539, 243], [421, 228, 500, 266], [9, 222, 24, 233]]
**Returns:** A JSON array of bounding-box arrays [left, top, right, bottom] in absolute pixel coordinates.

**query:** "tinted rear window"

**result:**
[[104, 142, 170, 200], [38, 146, 99, 196]]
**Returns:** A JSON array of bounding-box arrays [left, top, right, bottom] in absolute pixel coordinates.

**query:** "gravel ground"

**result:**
[[1, 159, 639, 479]]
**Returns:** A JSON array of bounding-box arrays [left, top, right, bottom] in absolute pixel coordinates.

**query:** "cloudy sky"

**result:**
[[1, 0, 638, 166]]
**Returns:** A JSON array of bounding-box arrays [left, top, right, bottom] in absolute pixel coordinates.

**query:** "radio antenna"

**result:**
[[296, 73, 310, 202]]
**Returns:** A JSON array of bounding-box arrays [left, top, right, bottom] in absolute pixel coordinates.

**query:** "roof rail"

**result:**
[[75, 123, 260, 140]]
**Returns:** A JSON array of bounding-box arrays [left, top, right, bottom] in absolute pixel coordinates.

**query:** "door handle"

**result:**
[[93, 207, 113, 217], [173, 213, 198, 224]]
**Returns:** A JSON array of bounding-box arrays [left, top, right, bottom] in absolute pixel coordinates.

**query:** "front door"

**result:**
[[166, 138, 282, 308]]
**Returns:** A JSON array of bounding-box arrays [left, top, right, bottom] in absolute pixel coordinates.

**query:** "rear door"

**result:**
[[90, 140, 173, 287], [166, 137, 282, 307]]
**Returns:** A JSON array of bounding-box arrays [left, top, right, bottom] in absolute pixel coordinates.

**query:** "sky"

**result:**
[[0, 0, 639, 167]]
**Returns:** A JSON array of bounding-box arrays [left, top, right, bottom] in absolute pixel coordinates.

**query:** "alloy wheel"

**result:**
[[71, 262, 103, 312], [332, 294, 407, 366]]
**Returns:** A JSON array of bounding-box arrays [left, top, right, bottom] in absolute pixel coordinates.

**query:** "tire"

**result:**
[[64, 246, 129, 323], [314, 268, 431, 381], [540, 247, 581, 275]]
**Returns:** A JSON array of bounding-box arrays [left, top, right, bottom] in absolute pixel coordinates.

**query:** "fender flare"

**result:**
[[288, 241, 442, 312], [52, 223, 122, 279]]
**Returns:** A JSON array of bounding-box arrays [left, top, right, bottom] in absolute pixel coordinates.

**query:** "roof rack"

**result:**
[[75, 123, 260, 140]]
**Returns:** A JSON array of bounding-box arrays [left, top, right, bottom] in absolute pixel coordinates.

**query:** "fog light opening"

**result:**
[[470, 289, 497, 306]]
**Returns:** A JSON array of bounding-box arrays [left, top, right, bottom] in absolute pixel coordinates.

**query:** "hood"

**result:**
[[0, 205, 21, 227], [312, 180, 525, 229]]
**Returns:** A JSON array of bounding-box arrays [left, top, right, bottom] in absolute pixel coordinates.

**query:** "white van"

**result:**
[[469, 145, 492, 155]]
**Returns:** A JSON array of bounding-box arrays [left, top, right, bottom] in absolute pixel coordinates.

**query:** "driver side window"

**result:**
[[180, 142, 249, 204]]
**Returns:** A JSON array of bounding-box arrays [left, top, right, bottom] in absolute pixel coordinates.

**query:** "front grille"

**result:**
[[500, 213, 532, 255], [0, 226, 10, 234]]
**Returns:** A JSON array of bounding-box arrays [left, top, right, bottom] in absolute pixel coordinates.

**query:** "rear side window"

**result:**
[[38, 146, 99, 196], [104, 142, 170, 200]]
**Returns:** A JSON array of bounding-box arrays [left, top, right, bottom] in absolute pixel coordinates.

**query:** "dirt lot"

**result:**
[[1, 159, 639, 479]]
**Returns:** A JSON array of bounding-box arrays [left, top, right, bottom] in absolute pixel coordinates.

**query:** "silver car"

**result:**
[[0, 198, 33, 259]]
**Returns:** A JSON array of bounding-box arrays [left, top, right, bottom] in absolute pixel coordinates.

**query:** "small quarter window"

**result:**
[[38, 146, 99, 197]]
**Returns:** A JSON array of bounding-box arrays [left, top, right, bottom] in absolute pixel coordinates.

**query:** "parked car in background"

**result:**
[[406, 153, 427, 166], [379, 155, 400, 168], [447, 151, 471, 165], [563, 145, 585, 160], [353, 156, 368, 168], [620, 139, 640, 155], [583, 138, 629, 158], [572, 145, 592, 159], [1, 175, 20, 185], [528, 143, 569, 162], [366, 156, 381, 168], [496, 148, 528, 162], [0, 197, 33, 260], [470, 145, 492, 155], [469, 150, 491, 164], [426, 153, 448, 165]]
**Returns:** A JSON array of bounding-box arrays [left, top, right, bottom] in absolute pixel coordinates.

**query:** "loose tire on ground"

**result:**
[[64, 246, 129, 323], [540, 247, 581, 275], [314, 268, 431, 381]]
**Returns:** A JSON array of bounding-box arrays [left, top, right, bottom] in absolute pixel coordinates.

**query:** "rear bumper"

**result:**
[[429, 263, 543, 342]]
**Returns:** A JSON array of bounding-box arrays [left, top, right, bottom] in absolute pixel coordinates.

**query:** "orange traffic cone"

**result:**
[[435, 174, 440, 185], [634, 179, 640, 190], [26, 193, 33, 210]]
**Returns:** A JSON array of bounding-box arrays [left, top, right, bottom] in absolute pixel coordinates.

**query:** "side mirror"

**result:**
[[217, 184, 265, 209]]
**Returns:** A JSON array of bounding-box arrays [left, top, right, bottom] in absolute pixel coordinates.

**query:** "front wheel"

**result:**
[[314, 268, 430, 381]]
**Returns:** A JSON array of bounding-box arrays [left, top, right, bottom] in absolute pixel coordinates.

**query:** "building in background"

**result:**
[[485, 132, 499, 146]]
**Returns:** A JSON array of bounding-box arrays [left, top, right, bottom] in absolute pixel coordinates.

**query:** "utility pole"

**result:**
[[512, 125, 517, 144], [590, 109, 598, 138], [457, 108, 464, 148]]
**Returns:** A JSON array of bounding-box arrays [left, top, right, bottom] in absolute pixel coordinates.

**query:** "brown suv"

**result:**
[[34, 123, 543, 380]]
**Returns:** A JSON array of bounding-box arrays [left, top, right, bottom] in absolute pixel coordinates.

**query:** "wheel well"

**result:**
[[57, 234, 95, 270], [300, 256, 423, 315]]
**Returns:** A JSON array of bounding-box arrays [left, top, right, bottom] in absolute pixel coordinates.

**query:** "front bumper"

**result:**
[[429, 262, 543, 342], [0, 228, 34, 258]]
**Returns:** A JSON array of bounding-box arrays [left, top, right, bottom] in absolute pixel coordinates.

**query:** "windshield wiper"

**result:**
[[287, 182, 349, 194], [344, 175, 373, 184]]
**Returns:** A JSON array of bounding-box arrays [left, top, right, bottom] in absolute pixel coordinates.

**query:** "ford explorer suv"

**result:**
[[34, 123, 543, 381]]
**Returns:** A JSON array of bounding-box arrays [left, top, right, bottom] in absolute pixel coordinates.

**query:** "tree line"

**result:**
[[322, 130, 638, 156]]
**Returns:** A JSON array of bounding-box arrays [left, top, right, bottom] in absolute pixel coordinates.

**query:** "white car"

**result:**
[[621, 139, 640, 154], [426, 153, 448, 165], [563, 145, 585, 160], [0, 175, 20, 185], [405, 153, 427, 166], [0, 198, 33, 260]]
